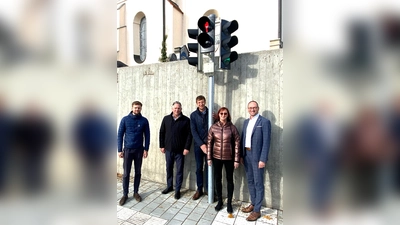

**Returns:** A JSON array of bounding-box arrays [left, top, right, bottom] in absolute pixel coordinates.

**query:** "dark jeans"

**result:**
[[194, 146, 208, 192], [165, 151, 184, 192], [122, 148, 144, 196], [213, 158, 234, 204]]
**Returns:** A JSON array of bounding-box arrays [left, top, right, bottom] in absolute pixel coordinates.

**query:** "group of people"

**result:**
[[117, 96, 271, 221]]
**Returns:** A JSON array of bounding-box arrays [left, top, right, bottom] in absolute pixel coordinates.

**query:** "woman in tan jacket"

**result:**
[[207, 107, 240, 213]]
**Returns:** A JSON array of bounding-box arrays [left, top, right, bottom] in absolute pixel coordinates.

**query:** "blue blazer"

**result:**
[[240, 115, 271, 163]]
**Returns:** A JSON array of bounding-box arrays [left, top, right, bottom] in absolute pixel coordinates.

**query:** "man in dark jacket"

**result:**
[[117, 101, 150, 205], [190, 95, 209, 200], [159, 101, 192, 200]]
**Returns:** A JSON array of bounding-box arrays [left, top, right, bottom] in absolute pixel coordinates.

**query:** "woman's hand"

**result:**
[[208, 159, 212, 166], [234, 162, 239, 169]]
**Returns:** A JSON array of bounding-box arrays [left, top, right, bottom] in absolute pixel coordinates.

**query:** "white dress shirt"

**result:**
[[245, 114, 259, 148]]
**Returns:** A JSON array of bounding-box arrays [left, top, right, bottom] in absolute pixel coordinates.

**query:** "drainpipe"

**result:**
[[163, 0, 166, 40], [278, 0, 283, 48]]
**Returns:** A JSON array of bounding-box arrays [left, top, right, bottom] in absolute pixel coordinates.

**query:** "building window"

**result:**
[[133, 13, 146, 64], [140, 17, 147, 61]]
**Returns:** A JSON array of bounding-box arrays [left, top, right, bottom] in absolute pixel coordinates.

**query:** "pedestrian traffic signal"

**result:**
[[198, 14, 216, 53], [187, 28, 200, 67], [219, 19, 239, 70]]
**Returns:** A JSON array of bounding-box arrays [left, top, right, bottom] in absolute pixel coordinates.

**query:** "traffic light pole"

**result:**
[[204, 52, 215, 204]]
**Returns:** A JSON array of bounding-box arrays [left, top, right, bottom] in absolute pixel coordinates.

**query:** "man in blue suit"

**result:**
[[240, 101, 271, 221]]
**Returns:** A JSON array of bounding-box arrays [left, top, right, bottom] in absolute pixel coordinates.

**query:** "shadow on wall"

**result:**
[[263, 110, 283, 210], [233, 116, 248, 202], [182, 141, 196, 191], [229, 110, 283, 210], [214, 53, 259, 91]]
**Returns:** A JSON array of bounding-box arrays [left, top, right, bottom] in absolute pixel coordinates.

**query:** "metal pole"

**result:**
[[201, 40, 216, 204], [207, 72, 214, 204]]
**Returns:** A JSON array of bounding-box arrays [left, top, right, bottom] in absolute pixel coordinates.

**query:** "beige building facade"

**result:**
[[117, 0, 282, 66]]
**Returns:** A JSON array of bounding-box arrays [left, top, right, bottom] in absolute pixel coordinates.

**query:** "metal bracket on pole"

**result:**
[[202, 54, 214, 75]]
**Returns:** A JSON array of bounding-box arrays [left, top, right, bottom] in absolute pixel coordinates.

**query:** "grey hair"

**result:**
[[172, 101, 182, 107]]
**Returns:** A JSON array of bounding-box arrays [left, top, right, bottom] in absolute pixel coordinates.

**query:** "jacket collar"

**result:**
[[196, 107, 208, 115], [217, 121, 232, 127], [170, 112, 183, 120], [129, 111, 142, 118]]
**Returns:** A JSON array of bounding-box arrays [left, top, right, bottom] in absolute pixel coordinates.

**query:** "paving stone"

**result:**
[[117, 207, 137, 220], [181, 219, 197, 225], [143, 216, 167, 225], [173, 212, 189, 222], [187, 212, 202, 221], [160, 212, 176, 221], [166, 219, 183, 225], [126, 211, 151, 225], [117, 178, 283, 225]]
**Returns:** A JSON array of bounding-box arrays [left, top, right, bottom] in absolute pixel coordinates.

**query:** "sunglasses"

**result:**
[[219, 112, 228, 115]]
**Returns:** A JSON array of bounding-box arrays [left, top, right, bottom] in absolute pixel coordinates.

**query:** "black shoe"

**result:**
[[227, 203, 233, 214], [174, 191, 181, 200], [215, 201, 223, 211], [119, 195, 128, 206], [162, 187, 173, 194]]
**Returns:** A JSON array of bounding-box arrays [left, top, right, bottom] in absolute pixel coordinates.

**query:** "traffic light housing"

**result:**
[[187, 28, 199, 67], [220, 19, 239, 70], [198, 14, 216, 53]]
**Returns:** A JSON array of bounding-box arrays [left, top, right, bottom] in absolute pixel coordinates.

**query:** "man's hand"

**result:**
[[200, 144, 207, 154], [160, 148, 165, 154], [183, 149, 189, 155], [143, 150, 148, 158], [118, 152, 124, 158], [258, 161, 265, 169], [208, 159, 212, 166]]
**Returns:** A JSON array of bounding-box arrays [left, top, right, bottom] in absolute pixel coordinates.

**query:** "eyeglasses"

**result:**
[[219, 113, 228, 115], [248, 107, 258, 110]]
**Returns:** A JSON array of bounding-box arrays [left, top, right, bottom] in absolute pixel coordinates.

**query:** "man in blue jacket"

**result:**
[[117, 101, 150, 206], [190, 95, 209, 200], [159, 101, 192, 200], [240, 101, 271, 221]]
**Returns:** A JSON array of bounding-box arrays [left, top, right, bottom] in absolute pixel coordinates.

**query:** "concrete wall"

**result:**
[[117, 49, 283, 210]]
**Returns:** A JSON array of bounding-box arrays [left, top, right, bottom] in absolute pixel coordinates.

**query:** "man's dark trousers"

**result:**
[[194, 146, 208, 192], [244, 148, 265, 212], [123, 148, 144, 196], [165, 151, 184, 192]]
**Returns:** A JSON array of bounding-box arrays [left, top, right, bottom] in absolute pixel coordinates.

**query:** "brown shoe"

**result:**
[[134, 193, 141, 202], [241, 204, 254, 213], [192, 191, 203, 200], [119, 195, 128, 206], [246, 212, 261, 221]]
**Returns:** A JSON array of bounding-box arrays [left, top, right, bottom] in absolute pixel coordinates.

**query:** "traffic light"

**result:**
[[198, 14, 216, 53], [220, 19, 239, 70], [187, 28, 199, 67]]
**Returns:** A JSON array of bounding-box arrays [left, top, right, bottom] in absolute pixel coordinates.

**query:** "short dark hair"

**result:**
[[247, 100, 259, 107], [132, 101, 142, 107], [196, 95, 206, 102]]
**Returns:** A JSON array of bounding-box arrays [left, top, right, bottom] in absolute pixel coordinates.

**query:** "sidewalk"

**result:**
[[117, 178, 283, 225]]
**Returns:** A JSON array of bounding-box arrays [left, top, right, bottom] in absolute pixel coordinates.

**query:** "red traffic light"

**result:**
[[198, 16, 214, 33]]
